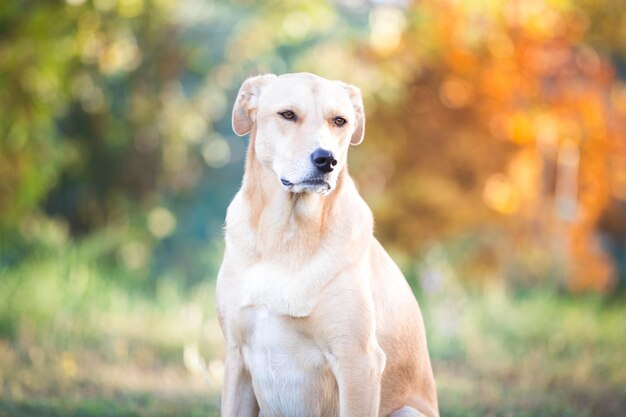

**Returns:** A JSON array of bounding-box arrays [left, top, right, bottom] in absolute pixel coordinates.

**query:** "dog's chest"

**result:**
[[234, 260, 331, 317], [239, 306, 339, 417]]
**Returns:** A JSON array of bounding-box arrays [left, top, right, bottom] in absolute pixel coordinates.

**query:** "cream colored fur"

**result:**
[[216, 73, 439, 417]]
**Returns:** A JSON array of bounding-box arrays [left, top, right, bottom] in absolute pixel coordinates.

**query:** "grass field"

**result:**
[[1, 238, 625, 417]]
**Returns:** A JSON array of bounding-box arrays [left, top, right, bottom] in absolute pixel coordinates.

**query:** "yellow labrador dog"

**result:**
[[216, 73, 439, 417]]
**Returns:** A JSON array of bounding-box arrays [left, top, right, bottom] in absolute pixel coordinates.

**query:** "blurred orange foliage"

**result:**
[[346, 0, 626, 291]]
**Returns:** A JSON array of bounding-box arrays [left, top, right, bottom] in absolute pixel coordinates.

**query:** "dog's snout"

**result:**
[[311, 148, 337, 173]]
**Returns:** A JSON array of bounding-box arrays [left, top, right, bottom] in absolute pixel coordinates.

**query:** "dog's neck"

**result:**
[[242, 135, 343, 233]]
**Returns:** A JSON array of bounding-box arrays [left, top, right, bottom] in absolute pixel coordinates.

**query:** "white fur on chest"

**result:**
[[236, 257, 333, 318], [240, 306, 339, 417]]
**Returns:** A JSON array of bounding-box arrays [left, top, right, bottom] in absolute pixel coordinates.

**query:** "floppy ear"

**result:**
[[232, 74, 277, 136], [338, 82, 365, 145]]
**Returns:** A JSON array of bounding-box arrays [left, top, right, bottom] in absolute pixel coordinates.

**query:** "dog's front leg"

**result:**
[[221, 347, 259, 417], [326, 342, 386, 417]]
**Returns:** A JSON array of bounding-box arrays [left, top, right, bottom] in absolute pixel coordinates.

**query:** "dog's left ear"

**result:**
[[337, 82, 365, 145], [232, 74, 277, 136]]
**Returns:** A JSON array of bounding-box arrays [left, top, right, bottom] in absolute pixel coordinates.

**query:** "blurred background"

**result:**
[[1, 0, 625, 416]]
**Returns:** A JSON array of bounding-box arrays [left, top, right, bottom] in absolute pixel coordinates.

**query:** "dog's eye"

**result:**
[[333, 117, 347, 127], [279, 111, 296, 121]]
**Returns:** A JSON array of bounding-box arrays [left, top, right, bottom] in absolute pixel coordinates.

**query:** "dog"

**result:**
[[216, 73, 439, 417]]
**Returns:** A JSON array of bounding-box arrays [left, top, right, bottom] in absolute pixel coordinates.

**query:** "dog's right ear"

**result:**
[[232, 74, 277, 136]]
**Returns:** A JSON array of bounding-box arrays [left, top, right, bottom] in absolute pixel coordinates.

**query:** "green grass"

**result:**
[[425, 289, 626, 416], [0, 397, 219, 417], [1, 239, 625, 417]]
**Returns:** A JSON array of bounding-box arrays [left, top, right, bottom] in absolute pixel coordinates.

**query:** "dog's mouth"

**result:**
[[281, 178, 331, 193]]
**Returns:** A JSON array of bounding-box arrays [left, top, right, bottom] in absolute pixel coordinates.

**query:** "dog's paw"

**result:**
[[389, 406, 426, 417]]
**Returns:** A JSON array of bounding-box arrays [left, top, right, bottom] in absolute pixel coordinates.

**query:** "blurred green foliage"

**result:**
[[0, 0, 370, 288]]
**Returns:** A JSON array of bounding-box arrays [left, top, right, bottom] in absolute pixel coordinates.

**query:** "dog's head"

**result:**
[[232, 73, 365, 194]]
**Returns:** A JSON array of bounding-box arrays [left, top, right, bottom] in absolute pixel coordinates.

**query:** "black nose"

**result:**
[[311, 148, 337, 173]]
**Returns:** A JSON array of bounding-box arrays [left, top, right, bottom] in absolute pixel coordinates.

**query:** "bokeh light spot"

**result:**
[[282, 12, 312, 40], [369, 7, 406, 54], [439, 76, 474, 109], [60, 352, 78, 378], [119, 241, 148, 270], [118, 0, 144, 18], [94, 0, 115, 12], [487, 32, 514, 58], [98, 35, 141, 75], [203, 137, 231, 168], [484, 173, 520, 215], [148, 207, 177, 239]]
